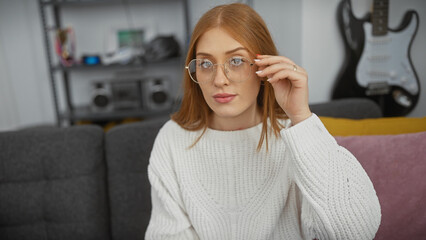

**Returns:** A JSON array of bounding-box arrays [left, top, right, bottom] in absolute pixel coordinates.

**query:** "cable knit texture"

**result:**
[[145, 114, 381, 240]]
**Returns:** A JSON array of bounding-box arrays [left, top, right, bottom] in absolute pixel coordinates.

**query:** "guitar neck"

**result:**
[[372, 0, 389, 36]]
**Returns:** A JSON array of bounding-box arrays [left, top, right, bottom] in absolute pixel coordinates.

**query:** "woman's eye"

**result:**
[[230, 57, 244, 66], [199, 60, 213, 69]]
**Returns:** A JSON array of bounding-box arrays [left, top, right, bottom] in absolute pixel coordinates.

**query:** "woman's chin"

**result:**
[[211, 109, 241, 119]]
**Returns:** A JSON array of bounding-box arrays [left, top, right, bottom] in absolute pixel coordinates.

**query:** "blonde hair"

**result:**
[[171, 3, 287, 151]]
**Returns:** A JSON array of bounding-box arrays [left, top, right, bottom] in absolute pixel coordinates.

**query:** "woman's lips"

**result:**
[[213, 93, 236, 103]]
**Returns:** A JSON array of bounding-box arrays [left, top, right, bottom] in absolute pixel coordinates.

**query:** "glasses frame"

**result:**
[[185, 57, 255, 84]]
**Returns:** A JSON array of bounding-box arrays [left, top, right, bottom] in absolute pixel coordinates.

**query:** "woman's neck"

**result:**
[[209, 107, 262, 131]]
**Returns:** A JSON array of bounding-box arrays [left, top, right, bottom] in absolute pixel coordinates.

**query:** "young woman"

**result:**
[[145, 3, 381, 240]]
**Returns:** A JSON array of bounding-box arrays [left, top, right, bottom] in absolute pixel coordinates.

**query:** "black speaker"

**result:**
[[91, 82, 112, 112], [141, 77, 172, 111]]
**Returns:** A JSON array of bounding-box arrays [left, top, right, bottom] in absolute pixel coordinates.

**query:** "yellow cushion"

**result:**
[[319, 116, 426, 136]]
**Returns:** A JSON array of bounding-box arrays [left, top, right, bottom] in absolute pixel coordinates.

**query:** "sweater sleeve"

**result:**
[[280, 114, 381, 240], [145, 127, 200, 240]]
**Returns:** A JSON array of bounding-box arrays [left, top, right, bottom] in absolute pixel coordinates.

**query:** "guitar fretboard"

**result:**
[[372, 0, 389, 36]]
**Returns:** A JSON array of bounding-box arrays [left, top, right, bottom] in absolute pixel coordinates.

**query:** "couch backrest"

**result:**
[[310, 98, 382, 119], [0, 125, 111, 240], [105, 117, 169, 240], [335, 132, 426, 240]]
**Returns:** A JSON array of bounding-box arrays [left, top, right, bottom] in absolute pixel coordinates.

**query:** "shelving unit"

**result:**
[[38, 0, 190, 126]]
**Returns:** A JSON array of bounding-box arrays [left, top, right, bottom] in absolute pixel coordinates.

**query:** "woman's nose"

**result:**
[[213, 64, 230, 87]]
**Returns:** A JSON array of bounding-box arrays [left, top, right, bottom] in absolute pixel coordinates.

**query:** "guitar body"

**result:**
[[332, 0, 420, 116]]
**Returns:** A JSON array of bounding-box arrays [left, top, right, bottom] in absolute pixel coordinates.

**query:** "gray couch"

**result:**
[[0, 98, 381, 240]]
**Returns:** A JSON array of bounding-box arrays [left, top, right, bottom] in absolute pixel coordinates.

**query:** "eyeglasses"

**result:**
[[185, 57, 255, 84]]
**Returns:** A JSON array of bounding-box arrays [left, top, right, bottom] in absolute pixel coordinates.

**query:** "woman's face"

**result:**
[[195, 27, 261, 123]]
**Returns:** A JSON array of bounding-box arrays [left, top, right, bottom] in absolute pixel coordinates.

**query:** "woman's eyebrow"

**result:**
[[225, 47, 248, 54], [196, 47, 248, 57], [196, 52, 212, 57]]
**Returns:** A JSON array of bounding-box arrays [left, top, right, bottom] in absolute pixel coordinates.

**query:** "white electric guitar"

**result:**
[[332, 0, 420, 116]]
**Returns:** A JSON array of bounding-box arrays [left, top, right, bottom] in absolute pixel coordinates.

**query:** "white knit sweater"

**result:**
[[145, 114, 381, 240]]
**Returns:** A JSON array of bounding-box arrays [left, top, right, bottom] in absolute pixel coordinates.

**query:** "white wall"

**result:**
[[254, 0, 302, 64], [301, 0, 343, 103], [0, 0, 54, 130], [0, 28, 19, 131], [0, 0, 425, 130]]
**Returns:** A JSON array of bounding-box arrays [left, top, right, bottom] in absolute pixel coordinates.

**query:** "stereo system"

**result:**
[[91, 77, 172, 112]]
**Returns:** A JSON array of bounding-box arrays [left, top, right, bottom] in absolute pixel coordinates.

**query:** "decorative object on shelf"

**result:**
[[117, 28, 145, 50], [102, 47, 140, 65], [54, 27, 76, 67], [82, 55, 102, 65], [103, 27, 150, 65], [143, 35, 180, 62]]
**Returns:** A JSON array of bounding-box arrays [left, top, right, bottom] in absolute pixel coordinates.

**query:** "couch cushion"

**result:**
[[321, 116, 426, 136], [0, 125, 111, 240], [335, 131, 426, 240], [105, 117, 169, 240]]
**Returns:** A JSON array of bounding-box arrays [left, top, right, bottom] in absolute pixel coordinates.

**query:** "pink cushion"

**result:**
[[335, 131, 426, 240]]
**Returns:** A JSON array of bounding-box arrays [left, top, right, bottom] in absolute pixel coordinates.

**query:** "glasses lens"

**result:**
[[226, 57, 253, 82], [188, 59, 214, 84], [187, 57, 253, 84]]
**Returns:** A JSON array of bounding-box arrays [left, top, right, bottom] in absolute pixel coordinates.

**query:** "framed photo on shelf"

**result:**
[[104, 24, 157, 54]]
